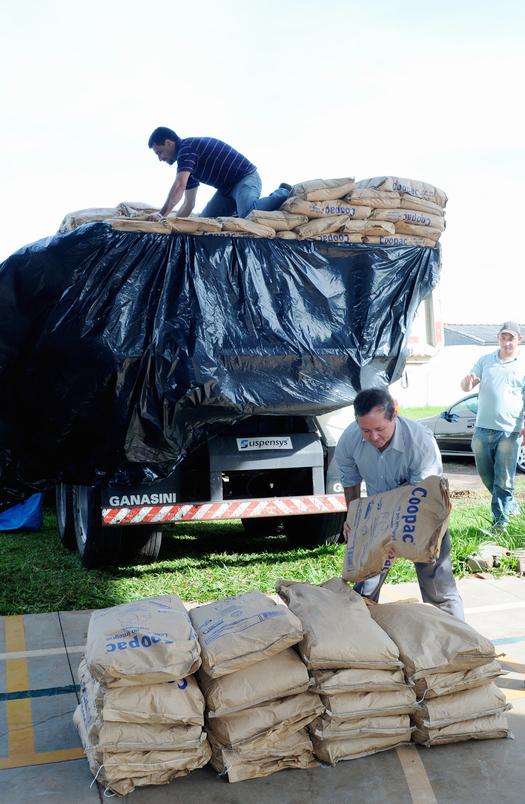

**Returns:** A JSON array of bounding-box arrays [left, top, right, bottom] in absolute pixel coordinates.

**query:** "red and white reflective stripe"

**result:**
[[102, 494, 347, 526]]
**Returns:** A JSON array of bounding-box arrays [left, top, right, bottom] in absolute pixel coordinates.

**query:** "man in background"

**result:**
[[335, 387, 464, 619], [460, 320, 525, 528], [147, 127, 289, 220]]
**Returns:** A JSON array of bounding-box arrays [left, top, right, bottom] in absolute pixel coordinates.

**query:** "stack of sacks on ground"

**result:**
[[189, 590, 322, 782], [59, 175, 446, 245], [370, 602, 511, 747], [276, 578, 417, 765], [73, 596, 210, 797]]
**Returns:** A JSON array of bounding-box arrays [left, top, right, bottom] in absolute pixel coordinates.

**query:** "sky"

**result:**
[[1, 0, 524, 324]]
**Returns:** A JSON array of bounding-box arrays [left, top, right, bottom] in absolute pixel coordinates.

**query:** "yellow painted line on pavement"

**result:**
[[4, 616, 34, 760], [0, 747, 85, 770], [396, 745, 437, 804], [0, 615, 84, 770]]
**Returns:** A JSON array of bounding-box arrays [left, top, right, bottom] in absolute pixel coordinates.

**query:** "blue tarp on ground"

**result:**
[[0, 493, 43, 531]]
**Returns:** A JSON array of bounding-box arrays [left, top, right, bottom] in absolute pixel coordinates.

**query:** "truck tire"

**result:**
[[55, 483, 76, 550], [285, 512, 345, 548], [73, 484, 121, 569], [121, 525, 163, 564], [241, 517, 283, 538], [73, 485, 163, 568]]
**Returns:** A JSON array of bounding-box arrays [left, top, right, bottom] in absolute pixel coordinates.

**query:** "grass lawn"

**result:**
[[1, 500, 524, 615]]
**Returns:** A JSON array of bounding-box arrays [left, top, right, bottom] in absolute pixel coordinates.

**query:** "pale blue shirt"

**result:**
[[471, 351, 525, 433], [335, 415, 442, 495]]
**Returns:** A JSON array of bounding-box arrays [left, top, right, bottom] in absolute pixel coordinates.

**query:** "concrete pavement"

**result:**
[[1, 575, 525, 803]]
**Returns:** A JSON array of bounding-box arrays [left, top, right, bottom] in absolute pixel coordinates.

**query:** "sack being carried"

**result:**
[[342, 476, 451, 583]]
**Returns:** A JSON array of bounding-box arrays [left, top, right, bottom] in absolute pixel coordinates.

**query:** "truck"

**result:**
[[0, 223, 441, 568]]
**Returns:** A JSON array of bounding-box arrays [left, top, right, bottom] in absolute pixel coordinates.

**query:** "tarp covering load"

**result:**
[[0, 223, 440, 507]]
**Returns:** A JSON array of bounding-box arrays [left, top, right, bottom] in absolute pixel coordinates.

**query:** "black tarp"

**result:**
[[0, 223, 440, 507]]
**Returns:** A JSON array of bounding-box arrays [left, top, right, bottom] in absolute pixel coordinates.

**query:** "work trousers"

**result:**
[[353, 530, 465, 620]]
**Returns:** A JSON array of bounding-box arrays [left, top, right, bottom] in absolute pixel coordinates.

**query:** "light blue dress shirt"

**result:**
[[335, 415, 442, 495]]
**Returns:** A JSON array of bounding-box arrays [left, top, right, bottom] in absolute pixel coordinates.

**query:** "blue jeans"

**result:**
[[255, 185, 291, 211], [471, 426, 520, 526], [354, 531, 465, 620], [200, 171, 262, 218]]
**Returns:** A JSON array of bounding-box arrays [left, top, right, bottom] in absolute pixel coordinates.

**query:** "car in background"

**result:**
[[419, 394, 525, 473]]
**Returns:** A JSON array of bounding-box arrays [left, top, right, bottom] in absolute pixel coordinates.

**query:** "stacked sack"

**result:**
[[349, 176, 447, 247], [73, 595, 210, 796], [276, 578, 417, 765], [253, 175, 446, 245], [189, 590, 322, 782], [370, 602, 511, 747], [59, 175, 446, 246]]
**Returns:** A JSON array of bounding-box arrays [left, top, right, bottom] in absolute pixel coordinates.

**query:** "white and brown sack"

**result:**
[[189, 590, 303, 678], [199, 647, 310, 717], [276, 578, 401, 670], [322, 687, 418, 721], [412, 714, 511, 747], [311, 713, 412, 740], [292, 177, 356, 201], [342, 476, 451, 583], [247, 209, 308, 231], [282, 196, 371, 219], [73, 701, 210, 797], [311, 667, 407, 695], [355, 176, 448, 208], [209, 730, 317, 782], [85, 595, 201, 686], [413, 683, 510, 730], [206, 690, 323, 749], [414, 661, 505, 700], [311, 730, 411, 765], [370, 602, 496, 681]]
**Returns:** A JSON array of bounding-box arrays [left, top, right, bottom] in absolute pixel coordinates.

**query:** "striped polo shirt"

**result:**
[[174, 136, 257, 193]]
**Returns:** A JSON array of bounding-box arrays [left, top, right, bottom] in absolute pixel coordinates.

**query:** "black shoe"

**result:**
[[279, 183, 292, 191]]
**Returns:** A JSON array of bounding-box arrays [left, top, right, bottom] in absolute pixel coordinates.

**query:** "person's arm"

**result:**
[[175, 186, 198, 218], [342, 483, 361, 543], [461, 357, 482, 392], [460, 373, 480, 392], [148, 171, 192, 220], [344, 484, 361, 507]]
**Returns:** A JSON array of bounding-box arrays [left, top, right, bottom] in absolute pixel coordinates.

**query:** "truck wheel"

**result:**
[[241, 517, 283, 538], [55, 483, 76, 550], [73, 485, 123, 569], [121, 525, 163, 564], [285, 512, 345, 548]]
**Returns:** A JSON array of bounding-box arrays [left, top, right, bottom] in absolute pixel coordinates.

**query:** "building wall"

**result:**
[[390, 344, 495, 407]]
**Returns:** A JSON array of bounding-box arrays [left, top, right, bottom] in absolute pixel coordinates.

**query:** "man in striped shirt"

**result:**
[[147, 127, 289, 220]]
